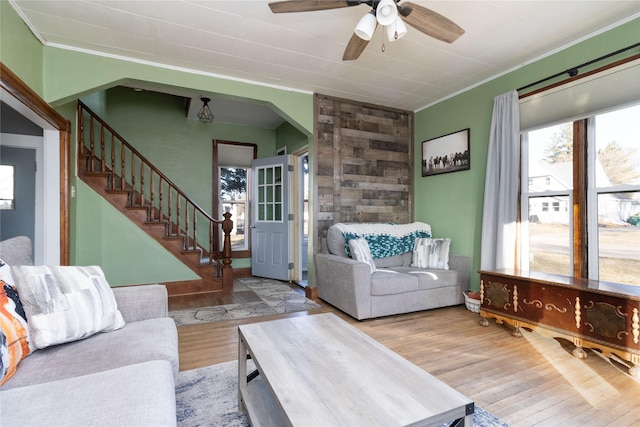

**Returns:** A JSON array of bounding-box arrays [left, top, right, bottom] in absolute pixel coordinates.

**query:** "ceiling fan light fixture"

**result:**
[[376, 0, 398, 26], [198, 97, 214, 123], [386, 17, 407, 42], [354, 11, 376, 41]]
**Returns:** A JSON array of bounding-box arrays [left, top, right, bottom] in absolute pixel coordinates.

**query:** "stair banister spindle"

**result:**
[[176, 194, 181, 238], [209, 222, 214, 264], [131, 153, 136, 204], [120, 143, 125, 191], [184, 202, 190, 251], [89, 117, 95, 172], [78, 104, 85, 159], [140, 160, 145, 208], [100, 125, 106, 173], [158, 178, 163, 224], [110, 134, 115, 190], [167, 187, 173, 233], [149, 170, 155, 222], [193, 206, 197, 255]]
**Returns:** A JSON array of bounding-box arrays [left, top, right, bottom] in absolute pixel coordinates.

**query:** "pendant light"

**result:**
[[198, 97, 214, 123]]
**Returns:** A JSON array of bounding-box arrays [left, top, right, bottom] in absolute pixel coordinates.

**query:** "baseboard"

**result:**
[[305, 286, 318, 300], [233, 267, 252, 278]]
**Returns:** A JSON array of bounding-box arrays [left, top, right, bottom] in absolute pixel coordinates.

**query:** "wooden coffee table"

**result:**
[[238, 313, 474, 426]]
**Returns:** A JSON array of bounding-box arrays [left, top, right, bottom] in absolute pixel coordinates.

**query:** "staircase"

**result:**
[[76, 101, 233, 310]]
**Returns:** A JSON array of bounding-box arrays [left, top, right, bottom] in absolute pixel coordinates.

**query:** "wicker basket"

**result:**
[[463, 292, 480, 313]]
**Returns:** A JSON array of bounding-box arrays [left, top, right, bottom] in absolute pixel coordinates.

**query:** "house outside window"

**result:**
[[521, 103, 640, 285]]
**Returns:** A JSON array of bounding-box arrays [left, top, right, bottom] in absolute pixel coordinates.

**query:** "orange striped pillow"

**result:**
[[0, 259, 33, 385]]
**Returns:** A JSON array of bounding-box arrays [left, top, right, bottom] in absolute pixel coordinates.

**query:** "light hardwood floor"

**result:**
[[177, 291, 640, 426]]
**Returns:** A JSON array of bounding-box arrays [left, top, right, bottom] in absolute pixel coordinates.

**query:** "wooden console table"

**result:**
[[479, 269, 640, 377]]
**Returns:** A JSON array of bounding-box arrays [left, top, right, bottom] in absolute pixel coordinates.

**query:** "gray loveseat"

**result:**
[[316, 223, 470, 320], [0, 236, 179, 426]]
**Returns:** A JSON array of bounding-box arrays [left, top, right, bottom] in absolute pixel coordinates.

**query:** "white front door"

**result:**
[[251, 155, 290, 280]]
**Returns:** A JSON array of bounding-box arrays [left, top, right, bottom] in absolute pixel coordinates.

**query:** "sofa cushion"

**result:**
[[370, 270, 419, 295], [0, 260, 34, 386], [11, 265, 125, 349], [1, 317, 179, 389], [411, 238, 451, 270], [0, 360, 176, 427], [327, 226, 349, 257], [374, 254, 404, 268], [387, 267, 459, 290], [348, 238, 376, 274]]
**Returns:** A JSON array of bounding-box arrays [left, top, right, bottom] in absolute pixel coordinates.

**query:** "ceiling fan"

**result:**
[[268, 0, 465, 60]]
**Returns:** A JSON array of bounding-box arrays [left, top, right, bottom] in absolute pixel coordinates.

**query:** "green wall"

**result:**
[[276, 121, 311, 154], [413, 18, 640, 290], [41, 48, 314, 133], [74, 181, 199, 285], [0, 0, 44, 94]]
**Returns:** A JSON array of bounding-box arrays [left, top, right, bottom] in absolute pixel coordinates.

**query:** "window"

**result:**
[[588, 105, 640, 285], [256, 165, 283, 222], [220, 167, 248, 251], [521, 104, 640, 285], [0, 165, 15, 210]]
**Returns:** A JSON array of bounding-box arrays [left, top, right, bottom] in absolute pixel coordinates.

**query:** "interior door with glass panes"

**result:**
[[251, 155, 290, 280]]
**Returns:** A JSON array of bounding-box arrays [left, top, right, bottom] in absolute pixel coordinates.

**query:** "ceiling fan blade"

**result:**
[[400, 2, 464, 43], [269, 1, 360, 13], [343, 33, 370, 61]]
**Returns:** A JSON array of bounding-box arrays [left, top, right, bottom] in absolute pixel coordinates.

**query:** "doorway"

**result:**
[[0, 145, 36, 248], [293, 150, 309, 287]]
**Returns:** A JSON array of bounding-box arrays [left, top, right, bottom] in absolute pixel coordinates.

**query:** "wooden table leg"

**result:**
[[238, 332, 248, 412]]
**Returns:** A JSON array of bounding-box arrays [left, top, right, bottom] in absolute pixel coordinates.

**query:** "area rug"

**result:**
[[170, 277, 321, 326], [176, 361, 509, 427]]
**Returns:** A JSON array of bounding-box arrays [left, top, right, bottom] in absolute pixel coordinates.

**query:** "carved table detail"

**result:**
[[479, 269, 640, 377]]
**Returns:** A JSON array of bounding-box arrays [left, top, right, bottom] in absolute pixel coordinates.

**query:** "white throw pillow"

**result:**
[[348, 238, 377, 274], [411, 238, 451, 270], [11, 265, 125, 349]]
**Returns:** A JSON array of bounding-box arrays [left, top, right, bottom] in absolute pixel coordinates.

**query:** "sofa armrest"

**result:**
[[113, 284, 168, 323], [449, 254, 471, 291], [315, 253, 372, 320]]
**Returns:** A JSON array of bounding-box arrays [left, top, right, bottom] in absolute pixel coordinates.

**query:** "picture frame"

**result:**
[[421, 128, 470, 177]]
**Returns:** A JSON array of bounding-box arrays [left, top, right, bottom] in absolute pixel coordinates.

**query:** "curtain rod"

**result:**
[[517, 42, 640, 93]]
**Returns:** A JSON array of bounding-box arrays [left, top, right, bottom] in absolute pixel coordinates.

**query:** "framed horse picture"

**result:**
[[421, 128, 470, 177]]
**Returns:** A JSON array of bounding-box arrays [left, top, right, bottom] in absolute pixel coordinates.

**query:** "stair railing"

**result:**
[[77, 100, 233, 288]]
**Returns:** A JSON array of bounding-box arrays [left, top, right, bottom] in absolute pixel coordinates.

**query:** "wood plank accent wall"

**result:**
[[314, 93, 414, 248]]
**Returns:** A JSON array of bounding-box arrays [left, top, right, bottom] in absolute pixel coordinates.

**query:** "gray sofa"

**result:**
[[316, 223, 470, 320], [0, 236, 179, 426]]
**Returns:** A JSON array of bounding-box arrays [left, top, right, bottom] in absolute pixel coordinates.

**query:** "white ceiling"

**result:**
[[10, 0, 640, 129]]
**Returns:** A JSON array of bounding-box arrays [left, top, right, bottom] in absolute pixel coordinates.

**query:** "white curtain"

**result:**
[[480, 90, 520, 271]]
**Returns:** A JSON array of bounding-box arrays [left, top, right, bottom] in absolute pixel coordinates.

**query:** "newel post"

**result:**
[[221, 212, 234, 291]]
